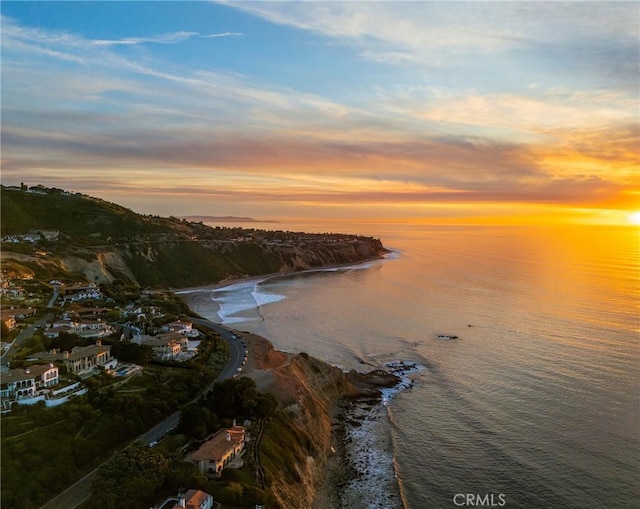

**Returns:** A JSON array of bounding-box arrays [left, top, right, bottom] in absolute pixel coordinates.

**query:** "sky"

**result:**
[[1, 1, 639, 226]]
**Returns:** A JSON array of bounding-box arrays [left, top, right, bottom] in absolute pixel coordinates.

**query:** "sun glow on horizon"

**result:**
[[1, 3, 637, 226], [628, 211, 640, 226]]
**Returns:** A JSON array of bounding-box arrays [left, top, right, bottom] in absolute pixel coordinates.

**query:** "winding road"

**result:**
[[39, 318, 247, 509]]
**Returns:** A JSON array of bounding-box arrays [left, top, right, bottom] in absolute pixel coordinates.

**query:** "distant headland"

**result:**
[[180, 215, 279, 223]]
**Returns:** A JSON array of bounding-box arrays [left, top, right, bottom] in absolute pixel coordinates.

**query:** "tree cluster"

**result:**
[[177, 377, 276, 441]]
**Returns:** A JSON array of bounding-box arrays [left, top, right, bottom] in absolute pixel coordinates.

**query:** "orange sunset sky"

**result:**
[[1, 2, 638, 226]]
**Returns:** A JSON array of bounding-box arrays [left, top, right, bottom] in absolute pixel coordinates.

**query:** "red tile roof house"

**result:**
[[172, 489, 214, 509], [186, 426, 246, 477], [154, 489, 215, 509]]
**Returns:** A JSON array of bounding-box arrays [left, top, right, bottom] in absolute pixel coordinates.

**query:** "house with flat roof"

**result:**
[[186, 426, 246, 477]]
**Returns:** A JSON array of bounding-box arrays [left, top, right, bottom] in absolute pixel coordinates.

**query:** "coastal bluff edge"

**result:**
[[241, 331, 400, 508]]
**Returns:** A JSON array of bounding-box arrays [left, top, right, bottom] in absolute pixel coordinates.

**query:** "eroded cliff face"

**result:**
[[243, 335, 398, 509], [2, 237, 388, 288]]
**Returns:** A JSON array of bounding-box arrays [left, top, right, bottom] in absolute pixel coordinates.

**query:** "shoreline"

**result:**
[[175, 251, 409, 508], [235, 329, 413, 509], [173, 252, 392, 296]]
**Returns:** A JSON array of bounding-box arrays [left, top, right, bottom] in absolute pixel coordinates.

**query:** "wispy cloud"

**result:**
[[92, 31, 200, 46], [2, 4, 638, 221], [93, 30, 245, 45], [201, 32, 244, 38]]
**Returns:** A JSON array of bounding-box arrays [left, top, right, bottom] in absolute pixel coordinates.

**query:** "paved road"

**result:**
[[1, 313, 52, 368], [1, 286, 57, 369], [39, 318, 247, 509]]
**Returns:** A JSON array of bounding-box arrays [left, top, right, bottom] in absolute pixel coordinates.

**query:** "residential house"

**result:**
[[186, 425, 246, 477], [2, 286, 25, 299], [77, 319, 113, 338], [63, 283, 103, 302], [72, 307, 110, 318], [154, 489, 214, 509], [0, 364, 59, 400], [141, 334, 183, 361], [45, 319, 80, 338], [44, 326, 72, 339], [32, 341, 117, 374], [40, 230, 59, 241], [172, 490, 214, 509], [6, 308, 37, 319], [45, 318, 113, 338], [1, 312, 16, 331], [162, 320, 193, 335], [20, 233, 41, 243]]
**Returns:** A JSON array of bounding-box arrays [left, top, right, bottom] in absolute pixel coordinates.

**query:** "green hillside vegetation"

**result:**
[[1, 185, 387, 288], [1, 185, 183, 240], [1, 329, 228, 509]]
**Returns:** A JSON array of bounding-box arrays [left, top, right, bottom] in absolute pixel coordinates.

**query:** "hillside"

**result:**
[[1, 185, 388, 288]]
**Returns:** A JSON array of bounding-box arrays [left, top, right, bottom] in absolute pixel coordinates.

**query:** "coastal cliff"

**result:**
[[242, 333, 399, 508], [1, 185, 388, 288]]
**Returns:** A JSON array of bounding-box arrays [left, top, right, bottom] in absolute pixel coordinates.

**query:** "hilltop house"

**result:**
[[62, 283, 103, 302], [186, 425, 246, 477]]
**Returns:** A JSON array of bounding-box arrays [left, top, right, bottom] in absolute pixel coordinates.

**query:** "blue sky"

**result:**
[[1, 1, 638, 224]]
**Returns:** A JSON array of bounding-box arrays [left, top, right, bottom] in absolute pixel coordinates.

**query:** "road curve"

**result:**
[[39, 318, 247, 509]]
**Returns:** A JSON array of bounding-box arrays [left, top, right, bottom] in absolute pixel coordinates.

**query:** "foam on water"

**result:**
[[340, 361, 423, 509], [208, 260, 385, 324], [251, 289, 286, 307]]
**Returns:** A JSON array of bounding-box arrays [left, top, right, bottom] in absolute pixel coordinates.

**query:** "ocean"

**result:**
[[179, 223, 639, 509]]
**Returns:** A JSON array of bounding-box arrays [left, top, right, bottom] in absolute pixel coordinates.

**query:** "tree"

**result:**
[[177, 403, 219, 440], [210, 377, 259, 418], [111, 341, 152, 365], [88, 445, 170, 509]]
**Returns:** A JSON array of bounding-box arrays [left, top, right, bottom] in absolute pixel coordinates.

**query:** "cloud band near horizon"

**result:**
[[1, 2, 638, 224]]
